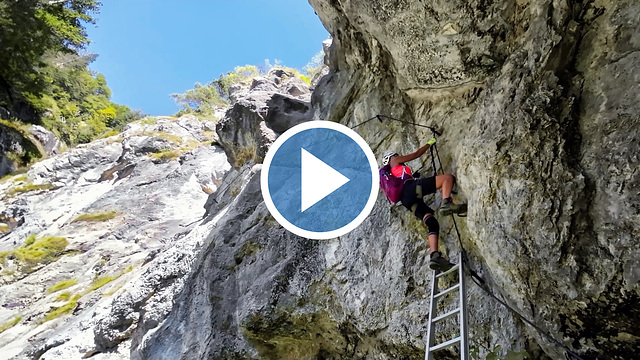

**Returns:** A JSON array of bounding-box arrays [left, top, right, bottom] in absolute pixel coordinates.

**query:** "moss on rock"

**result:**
[[47, 279, 78, 294], [0, 235, 68, 273], [71, 211, 120, 223], [41, 294, 81, 323], [0, 315, 21, 334]]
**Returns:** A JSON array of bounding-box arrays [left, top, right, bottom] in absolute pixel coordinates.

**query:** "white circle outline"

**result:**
[[261, 120, 379, 240]]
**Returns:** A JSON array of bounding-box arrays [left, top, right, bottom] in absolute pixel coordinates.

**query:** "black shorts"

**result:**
[[401, 176, 437, 220]]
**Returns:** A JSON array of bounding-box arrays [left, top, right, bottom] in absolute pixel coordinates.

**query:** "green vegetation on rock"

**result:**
[[302, 50, 324, 82], [0, 170, 29, 184], [275, 66, 311, 85], [71, 211, 120, 223], [86, 265, 133, 294], [151, 149, 185, 162], [140, 117, 158, 125], [13, 175, 28, 182], [0, 235, 68, 273], [6, 183, 55, 196], [0, 120, 44, 166], [172, 65, 260, 115], [55, 291, 72, 302], [100, 130, 121, 138], [0, 1, 142, 145], [24, 234, 36, 247], [149, 136, 212, 163], [0, 315, 21, 334], [88, 275, 120, 293], [234, 145, 257, 168], [234, 241, 261, 265], [47, 278, 78, 294], [150, 131, 183, 144], [242, 310, 352, 360], [172, 53, 323, 117], [216, 65, 260, 97], [41, 294, 81, 323]]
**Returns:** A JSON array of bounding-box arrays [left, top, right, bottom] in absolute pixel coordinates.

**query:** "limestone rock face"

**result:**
[[0, 123, 46, 178], [27, 125, 63, 157], [0, 115, 230, 359], [309, 0, 636, 358], [2, 0, 638, 359], [216, 68, 313, 168]]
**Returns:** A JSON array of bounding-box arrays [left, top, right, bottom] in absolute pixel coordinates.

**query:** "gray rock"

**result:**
[[322, 38, 332, 67], [28, 125, 63, 156], [265, 94, 312, 133], [0, 115, 231, 359], [3, 2, 639, 357], [0, 124, 62, 177], [136, 0, 640, 359], [216, 98, 277, 168], [280, 76, 312, 97], [216, 69, 312, 168], [249, 77, 278, 93], [0, 123, 43, 177]]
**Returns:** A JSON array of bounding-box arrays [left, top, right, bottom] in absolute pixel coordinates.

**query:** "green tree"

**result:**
[[302, 50, 324, 79], [0, 0, 142, 146], [0, 0, 100, 100], [170, 82, 227, 115], [214, 65, 259, 97], [31, 51, 141, 144], [171, 65, 259, 115]]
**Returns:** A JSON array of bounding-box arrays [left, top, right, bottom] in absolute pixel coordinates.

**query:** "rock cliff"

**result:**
[[0, 123, 61, 177], [136, 0, 638, 359], [0, 114, 231, 359], [0, 1, 638, 359]]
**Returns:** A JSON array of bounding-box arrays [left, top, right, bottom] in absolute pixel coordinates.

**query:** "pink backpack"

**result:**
[[379, 164, 404, 203]]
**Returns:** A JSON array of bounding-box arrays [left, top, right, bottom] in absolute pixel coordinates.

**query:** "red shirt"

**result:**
[[391, 164, 412, 179]]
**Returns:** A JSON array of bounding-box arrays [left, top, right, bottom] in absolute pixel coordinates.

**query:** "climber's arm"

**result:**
[[390, 141, 433, 167]]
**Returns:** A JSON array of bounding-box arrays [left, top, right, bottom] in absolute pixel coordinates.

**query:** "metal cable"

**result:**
[[429, 135, 586, 360], [350, 114, 441, 135], [350, 115, 382, 129]]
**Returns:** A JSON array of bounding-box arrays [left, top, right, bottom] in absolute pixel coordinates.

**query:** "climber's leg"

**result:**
[[422, 212, 452, 271], [435, 174, 455, 199], [436, 174, 467, 216], [423, 213, 439, 253]]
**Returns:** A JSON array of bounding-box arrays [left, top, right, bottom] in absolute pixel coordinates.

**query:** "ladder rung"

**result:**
[[429, 336, 461, 352], [432, 308, 460, 323], [435, 264, 459, 279], [434, 283, 460, 299]]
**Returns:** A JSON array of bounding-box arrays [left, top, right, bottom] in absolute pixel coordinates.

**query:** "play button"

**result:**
[[261, 121, 379, 239], [301, 148, 350, 212]]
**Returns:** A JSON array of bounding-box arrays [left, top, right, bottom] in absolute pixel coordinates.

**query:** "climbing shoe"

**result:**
[[429, 251, 454, 272], [439, 198, 467, 216]]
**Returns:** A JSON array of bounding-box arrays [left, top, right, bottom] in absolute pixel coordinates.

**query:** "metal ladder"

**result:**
[[425, 252, 469, 360]]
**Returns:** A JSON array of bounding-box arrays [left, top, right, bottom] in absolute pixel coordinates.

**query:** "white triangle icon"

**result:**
[[301, 148, 350, 212]]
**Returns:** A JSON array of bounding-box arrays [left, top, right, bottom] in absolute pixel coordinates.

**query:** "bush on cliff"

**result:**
[[0, 0, 142, 145]]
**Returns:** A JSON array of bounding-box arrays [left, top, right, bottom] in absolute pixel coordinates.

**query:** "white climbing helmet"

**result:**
[[382, 151, 398, 166]]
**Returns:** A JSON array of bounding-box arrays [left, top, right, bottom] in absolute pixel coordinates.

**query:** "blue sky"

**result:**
[[86, 1, 329, 116]]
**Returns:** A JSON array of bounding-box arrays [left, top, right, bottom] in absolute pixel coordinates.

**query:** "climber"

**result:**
[[381, 138, 467, 271]]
